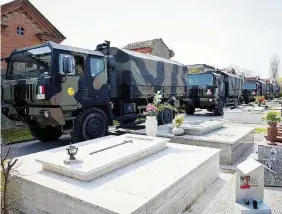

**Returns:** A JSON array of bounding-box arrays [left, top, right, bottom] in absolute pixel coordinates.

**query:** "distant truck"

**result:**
[[242, 77, 267, 103], [1, 41, 188, 143], [265, 82, 274, 100], [185, 64, 243, 116]]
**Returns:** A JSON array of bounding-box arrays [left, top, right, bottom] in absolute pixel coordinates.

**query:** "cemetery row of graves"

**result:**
[[2, 92, 282, 214]]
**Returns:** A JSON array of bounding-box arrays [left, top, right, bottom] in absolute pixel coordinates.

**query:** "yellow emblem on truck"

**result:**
[[68, 87, 74, 96]]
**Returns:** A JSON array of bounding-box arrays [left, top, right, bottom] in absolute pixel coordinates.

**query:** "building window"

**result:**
[[16, 27, 24, 35]]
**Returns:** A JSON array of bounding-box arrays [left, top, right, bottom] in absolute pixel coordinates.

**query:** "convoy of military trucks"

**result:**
[[1, 40, 281, 143]]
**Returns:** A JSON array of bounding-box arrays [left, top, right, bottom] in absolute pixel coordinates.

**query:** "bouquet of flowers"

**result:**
[[173, 113, 185, 127], [144, 91, 176, 116], [255, 96, 265, 106]]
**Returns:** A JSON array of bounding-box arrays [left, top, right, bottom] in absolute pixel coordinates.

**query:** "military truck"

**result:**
[[185, 65, 243, 116], [1, 41, 188, 143], [242, 77, 267, 103], [265, 82, 274, 100]]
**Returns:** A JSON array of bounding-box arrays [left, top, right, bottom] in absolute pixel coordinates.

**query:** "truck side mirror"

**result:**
[[62, 56, 72, 74]]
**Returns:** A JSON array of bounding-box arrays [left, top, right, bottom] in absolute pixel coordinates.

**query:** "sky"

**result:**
[[2, 0, 282, 78]]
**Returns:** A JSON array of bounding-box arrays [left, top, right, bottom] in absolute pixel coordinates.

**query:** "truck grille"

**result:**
[[11, 84, 35, 101]]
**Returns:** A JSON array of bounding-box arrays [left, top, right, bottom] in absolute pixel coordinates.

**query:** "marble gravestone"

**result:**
[[258, 143, 282, 187], [235, 158, 271, 214]]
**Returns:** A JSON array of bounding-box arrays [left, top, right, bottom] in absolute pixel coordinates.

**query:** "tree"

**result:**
[[269, 53, 280, 81]]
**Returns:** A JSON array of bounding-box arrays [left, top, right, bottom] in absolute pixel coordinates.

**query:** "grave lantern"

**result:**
[[235, 158, 271, 213]]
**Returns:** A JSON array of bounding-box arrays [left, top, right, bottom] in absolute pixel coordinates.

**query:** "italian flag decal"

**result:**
[[38, 86, 45, 94], [37, 85, 46, 99]]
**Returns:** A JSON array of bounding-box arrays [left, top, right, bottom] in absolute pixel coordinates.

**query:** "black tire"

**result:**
[[214, 99, 224, 116], [185, 105, 195, 115], [119, 118, 136, 125], [234, 97, 239, 108], [158, 107, 174, 125], [207, 108, 214, 112], [29, 123, 62, 142], [71, 107, 108, 143]]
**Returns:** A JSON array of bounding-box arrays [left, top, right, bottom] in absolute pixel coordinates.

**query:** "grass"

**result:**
[[254, 127, 267, 134], [1, 127, 33, 144]]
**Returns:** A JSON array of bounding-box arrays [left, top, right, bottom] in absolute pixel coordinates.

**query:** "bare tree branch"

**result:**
[[270, 53, 280, 81]]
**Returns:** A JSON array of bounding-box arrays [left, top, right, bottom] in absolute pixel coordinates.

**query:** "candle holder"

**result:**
[[64, 143, 83, 165]]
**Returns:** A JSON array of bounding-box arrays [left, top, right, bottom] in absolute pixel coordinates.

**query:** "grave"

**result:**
[[166, 120, 224, 135], [224, 106, 268, 124], [257, 141, 282, 187], [9, 134, 220, 214], [128, 123, 254, 165], [235, 158, 271, 213]]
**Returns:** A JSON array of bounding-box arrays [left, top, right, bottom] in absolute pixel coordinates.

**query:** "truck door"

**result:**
[[84, 55, 109, 105], [57, 53, 84, 108]]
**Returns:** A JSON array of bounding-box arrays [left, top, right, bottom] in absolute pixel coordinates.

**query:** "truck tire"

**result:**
[[185, 105, 195, 115], [158, 108, 174, 125], [214, 99, 224, 116], [234, 97, 239, 108], [29, 123, 62, 142], [71, 107, 108, 143]]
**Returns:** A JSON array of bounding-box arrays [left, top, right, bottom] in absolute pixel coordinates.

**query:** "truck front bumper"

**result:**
[[187, 97, 217, 109], [2, 106, 65, 126]]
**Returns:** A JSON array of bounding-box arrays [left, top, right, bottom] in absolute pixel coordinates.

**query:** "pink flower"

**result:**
[[146, 104, 157, 112]]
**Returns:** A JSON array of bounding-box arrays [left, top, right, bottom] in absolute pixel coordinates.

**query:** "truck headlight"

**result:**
[[44, 111, 49, 118]]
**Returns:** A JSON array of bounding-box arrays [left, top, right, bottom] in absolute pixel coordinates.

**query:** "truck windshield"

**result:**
[[243, 82, 256, 89], [187, 73, 213, 86], [7, 46, 51, 79]]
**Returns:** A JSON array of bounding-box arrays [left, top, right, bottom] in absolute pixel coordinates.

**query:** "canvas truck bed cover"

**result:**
[[219, 70, 243, 97], [110, 47, 188, 98]]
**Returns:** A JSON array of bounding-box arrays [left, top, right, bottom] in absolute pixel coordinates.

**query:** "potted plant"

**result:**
[[143, 91, 176, 137], [262, 109, 282, 145], [172, 114, 185, 135]]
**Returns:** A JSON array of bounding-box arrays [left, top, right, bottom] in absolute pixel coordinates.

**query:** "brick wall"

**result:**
[[1, 11, 43, 71]]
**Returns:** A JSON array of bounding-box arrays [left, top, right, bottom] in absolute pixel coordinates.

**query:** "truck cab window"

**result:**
[[74, 55, 84, 75], [90, 57, 104, 77]]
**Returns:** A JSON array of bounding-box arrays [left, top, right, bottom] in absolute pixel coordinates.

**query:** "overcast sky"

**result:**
[[2, 0, 282, 78]]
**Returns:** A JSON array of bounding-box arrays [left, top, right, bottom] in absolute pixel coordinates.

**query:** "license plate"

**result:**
[[37, 94, 45, 99]]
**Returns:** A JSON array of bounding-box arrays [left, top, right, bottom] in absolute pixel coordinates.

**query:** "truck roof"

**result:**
[[187, 64, 215, 69], [12, 41, 104, 57], [118, 48, 186, 66]]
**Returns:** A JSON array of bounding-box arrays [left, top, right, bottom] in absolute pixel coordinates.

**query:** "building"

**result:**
[[123, 38, 175, 59], [1, 0, 66, 73]]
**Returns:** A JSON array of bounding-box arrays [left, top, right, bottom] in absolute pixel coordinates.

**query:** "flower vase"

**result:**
[[258, 103, 261, 107], [172, 126, 184, 136], [266, 122, 277, 145], [145, 116, 158, 137]]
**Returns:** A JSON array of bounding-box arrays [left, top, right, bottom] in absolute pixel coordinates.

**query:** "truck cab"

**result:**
[[186, 71, 224, 116], [1, 41, 112, 142], [242, 81, 259, 103], [266, 82, 274, 100]]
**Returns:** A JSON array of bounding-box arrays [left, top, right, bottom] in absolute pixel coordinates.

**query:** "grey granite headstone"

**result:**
[[258, 142, 282, 187], [167, 120, 224, 136]]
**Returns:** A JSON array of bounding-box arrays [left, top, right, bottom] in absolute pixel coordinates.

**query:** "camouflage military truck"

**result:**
[[265, 82, 274, 100], [274, 84, 281, 98], [1, 41, 188, 143], [242, 77, 267, 103], [185, 64, 243, 116]]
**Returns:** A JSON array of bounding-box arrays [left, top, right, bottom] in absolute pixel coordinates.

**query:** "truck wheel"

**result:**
[[158, 108, 174, 125], [185, 105, 195, 115], [29, 124, 62, 142], [214, 99, 224, 116], [71, 107, 108, 143], [234, 97, 239, 108]]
